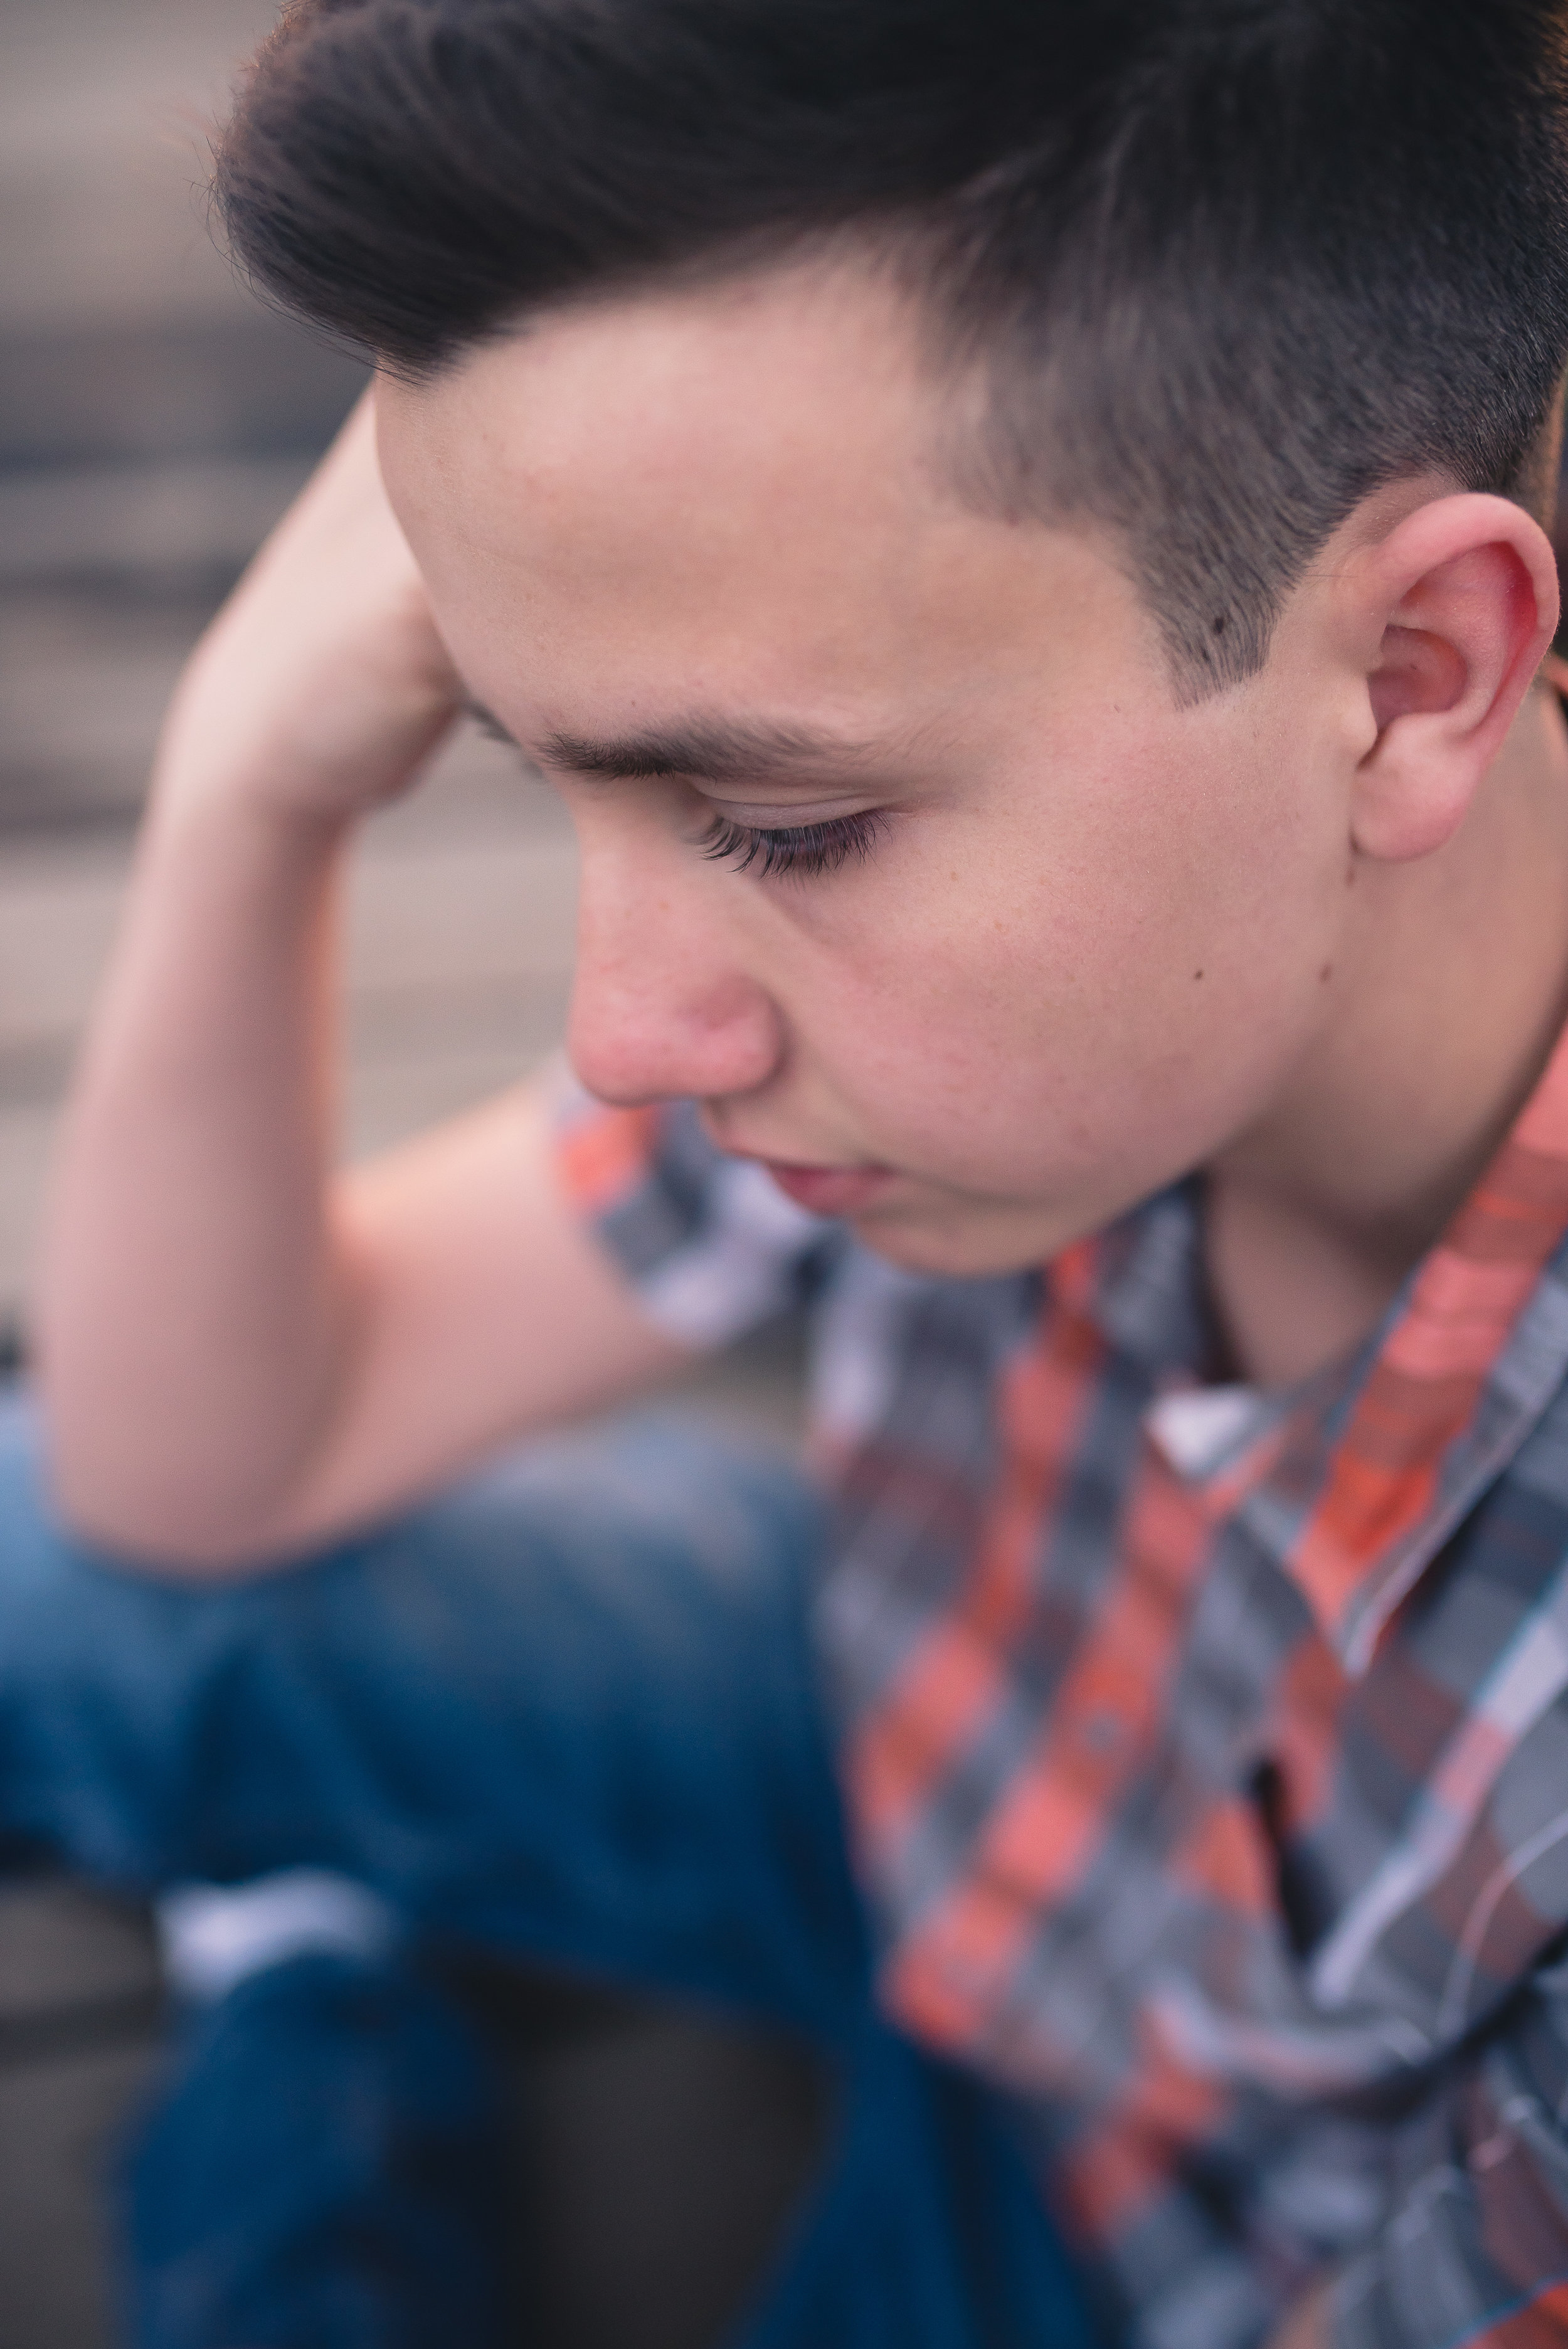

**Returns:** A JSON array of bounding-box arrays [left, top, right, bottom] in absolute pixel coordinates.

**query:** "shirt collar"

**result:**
[[1080, 1015, 1568, 1672]]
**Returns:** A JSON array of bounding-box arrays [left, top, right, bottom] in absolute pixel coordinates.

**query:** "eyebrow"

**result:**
[[465, 700, 874, 783]]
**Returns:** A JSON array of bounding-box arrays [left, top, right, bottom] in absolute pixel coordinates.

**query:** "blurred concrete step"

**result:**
[[0, 588, 215, 830], [0, 324, 365, 477], [0, 1875, 166, 2349], [0, 458, 317, 590]]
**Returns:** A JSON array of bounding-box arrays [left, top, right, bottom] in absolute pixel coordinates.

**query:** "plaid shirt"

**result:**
[[553, 1024, 1568, 2349]]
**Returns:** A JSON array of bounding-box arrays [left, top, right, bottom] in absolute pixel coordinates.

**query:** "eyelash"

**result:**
[[699, 810, 886, 878]]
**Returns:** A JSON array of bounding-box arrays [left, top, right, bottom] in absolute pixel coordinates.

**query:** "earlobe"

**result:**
[[1349, 496, 1559, 865]]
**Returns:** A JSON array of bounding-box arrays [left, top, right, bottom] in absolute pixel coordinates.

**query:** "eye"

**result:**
[[699, 809, 886, 878]]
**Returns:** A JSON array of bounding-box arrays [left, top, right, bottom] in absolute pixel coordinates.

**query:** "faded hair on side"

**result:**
[[218, 0, 1568, 697]]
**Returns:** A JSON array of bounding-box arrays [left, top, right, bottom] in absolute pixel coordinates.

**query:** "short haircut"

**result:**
[[218, 0, 1568, 699]]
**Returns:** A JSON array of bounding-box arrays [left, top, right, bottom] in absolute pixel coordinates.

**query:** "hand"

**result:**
[[154, 389, 462, 830]]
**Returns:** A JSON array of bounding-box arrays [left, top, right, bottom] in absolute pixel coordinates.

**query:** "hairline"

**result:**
[[392, 230, 1567, 712]]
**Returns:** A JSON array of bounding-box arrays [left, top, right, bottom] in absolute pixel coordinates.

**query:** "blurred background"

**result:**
[[1, 11, 575, 2339], [0, 0, 584, 1349], [1, 11, 806, 2344]]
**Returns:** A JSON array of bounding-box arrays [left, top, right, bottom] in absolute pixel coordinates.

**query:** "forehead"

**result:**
[[375, 261, 1145, 733], [383, 261, 935, 511]]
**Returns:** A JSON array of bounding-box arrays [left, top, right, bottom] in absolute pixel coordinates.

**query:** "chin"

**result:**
[[847, 1196, 1075, 1280]]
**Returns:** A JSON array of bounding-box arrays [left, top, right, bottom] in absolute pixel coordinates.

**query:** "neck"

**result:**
[[1205, 683, 1568, 1390]]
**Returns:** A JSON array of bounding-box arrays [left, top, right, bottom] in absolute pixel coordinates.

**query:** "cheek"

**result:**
[[784, 756, 1343, 1187]]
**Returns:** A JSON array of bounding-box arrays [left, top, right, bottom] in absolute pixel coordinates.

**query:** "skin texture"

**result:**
[[34, 242, 1568, 2349], [380, 262, 1568, 1344], [38, 252, 1568, 1535]]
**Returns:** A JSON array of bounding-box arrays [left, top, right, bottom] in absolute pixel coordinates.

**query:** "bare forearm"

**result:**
[[33, 395, 465, 1561], [38, 788, 359, 1556], [31, 394, 673, 1567]]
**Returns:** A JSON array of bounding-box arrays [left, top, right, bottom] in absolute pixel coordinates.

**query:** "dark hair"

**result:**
[[218, 0, 1568, 697]]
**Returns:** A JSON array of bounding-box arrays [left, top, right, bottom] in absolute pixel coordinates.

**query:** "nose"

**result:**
[[567, 841, 787, 1107]]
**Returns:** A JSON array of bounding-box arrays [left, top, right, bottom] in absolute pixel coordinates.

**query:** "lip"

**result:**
[[756, 1160, 896, 1216]]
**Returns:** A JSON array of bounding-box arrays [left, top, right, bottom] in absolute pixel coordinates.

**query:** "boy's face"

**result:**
[[379, 263, 1365, 1275]]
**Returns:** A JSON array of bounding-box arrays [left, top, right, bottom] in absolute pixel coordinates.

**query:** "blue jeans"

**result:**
[[0, 1399, 1096, 2349]]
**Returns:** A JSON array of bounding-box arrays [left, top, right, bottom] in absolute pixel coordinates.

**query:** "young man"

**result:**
[[8, 0, 1568, 2342]]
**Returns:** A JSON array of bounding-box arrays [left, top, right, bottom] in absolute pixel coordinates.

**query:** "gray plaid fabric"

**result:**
[[553, 1057, 1568, 2349]]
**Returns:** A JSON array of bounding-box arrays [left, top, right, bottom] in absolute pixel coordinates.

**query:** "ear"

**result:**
[[1348, 494, 1559, 862]]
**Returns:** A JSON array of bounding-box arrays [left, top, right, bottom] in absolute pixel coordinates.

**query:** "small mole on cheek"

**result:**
[[1320, 962, 1333, 984], [1193, 968, 1205, 981]]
